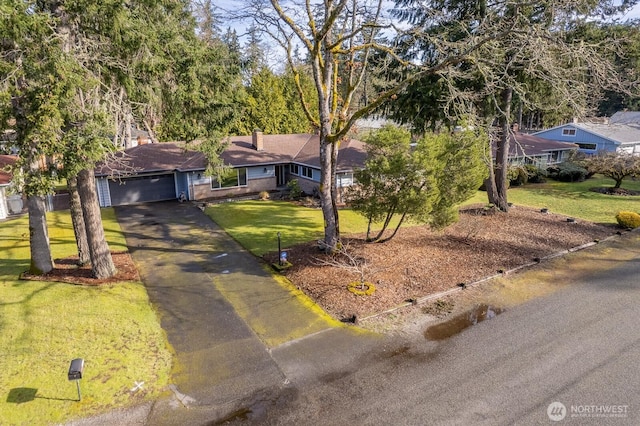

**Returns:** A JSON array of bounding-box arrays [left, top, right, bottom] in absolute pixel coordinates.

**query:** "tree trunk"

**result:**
[[487, 87, 512, 212], [319, 135, 340, 251], [68, 176, 90, 265], [484, 166, 499, 207], [77, 168, 116, 278], [27, 195, 54, 274], [124, 111, 133, 149]]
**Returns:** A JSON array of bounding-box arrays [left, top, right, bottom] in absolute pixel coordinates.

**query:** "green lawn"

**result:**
[[205, 200, 404, 256], [465, 175, 640, 224], [0, 210, 171, 426], [209, 176, 640, 256]]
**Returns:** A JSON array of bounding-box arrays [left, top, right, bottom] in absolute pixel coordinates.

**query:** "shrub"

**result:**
[[547, 162, 588, 182], [508, 166, 527, 186], [615, 211, 640, 229], [508, 165, 546, 186], [287, 179, 302, 199], [525, 164, 547, 183]]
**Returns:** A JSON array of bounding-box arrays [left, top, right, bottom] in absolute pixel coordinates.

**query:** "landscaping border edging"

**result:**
[[359, 230, 633, 323]]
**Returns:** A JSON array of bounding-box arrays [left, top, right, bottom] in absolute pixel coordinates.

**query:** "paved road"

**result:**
[[231, 232, 640, 425]]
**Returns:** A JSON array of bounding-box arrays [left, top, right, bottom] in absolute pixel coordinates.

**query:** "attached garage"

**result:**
[[108, 174, 176, 206]]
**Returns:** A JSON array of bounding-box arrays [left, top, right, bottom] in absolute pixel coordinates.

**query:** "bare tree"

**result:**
[[314, 241, 382, 292], [250, 0, 630, 248], [581, 151, 640, 189], [253, 0, 448, 250]]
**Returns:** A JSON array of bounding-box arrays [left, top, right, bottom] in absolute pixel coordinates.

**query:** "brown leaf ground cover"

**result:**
[[25, 206, 616, 324], [264, 205, 617, 321], [21, 252, 139, 285]]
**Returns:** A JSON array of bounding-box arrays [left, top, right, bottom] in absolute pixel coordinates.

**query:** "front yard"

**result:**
[[207, 176, 638, 320], [0, 210, 171, 425]]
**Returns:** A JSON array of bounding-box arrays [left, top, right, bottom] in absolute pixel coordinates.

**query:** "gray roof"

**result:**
[[572, 122, 640, 145], [96, 134, 367, 176], [610, 111, 640, 125]]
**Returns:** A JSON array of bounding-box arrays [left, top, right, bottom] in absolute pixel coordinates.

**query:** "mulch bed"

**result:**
[[20, 252, 139, 285], [17, 204, 621, 322], [264, 205, 618, 321], [589, 187, 640, 196]]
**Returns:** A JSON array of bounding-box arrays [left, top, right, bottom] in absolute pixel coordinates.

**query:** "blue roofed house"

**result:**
[[533, 116, 640, 155]]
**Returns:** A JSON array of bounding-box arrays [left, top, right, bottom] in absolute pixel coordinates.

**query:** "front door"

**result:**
[[276, 165, 288, 187]]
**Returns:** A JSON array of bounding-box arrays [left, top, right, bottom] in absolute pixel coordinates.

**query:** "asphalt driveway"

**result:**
[[110, 201, 381, 424]]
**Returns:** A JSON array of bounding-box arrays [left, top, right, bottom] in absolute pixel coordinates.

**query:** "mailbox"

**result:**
[[68, 358, 84, 381]]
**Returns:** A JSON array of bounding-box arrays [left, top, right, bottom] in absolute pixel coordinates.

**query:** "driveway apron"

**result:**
[[114, 201, 342, 412]]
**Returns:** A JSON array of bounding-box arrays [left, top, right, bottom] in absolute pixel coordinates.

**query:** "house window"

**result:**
[[211, 168, 247, 189], [291, 164, 299, 175], [577, 143, 597, 150], [302, 166, 313, 179], [337, 173, 354, 187], [562, 128, 576, 136]]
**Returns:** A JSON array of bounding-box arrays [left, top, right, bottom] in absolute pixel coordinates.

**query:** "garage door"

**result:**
[[108, 174, 176, 205]]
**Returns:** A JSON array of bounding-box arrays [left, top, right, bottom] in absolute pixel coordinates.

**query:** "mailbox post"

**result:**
[[68, 358, 84, 401], [277, 232, 282, 265]]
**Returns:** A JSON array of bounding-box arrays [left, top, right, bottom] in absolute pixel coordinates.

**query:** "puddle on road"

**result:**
[[424, 304, 504, 341]]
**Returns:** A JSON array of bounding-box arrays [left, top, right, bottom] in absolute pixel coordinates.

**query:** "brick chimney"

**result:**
[[252, 129, 264, 151]]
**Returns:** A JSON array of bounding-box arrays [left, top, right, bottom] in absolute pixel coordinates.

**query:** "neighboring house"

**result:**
[[609, 111, 640, 125], [94, 131, 367, 207], [534, 119, 640, 154], [507, 132, 578, 167], [0, 155, 19, 219], [127, 124, 153, 147]]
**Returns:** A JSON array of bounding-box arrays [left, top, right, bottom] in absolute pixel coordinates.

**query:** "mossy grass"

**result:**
[[0, 210, 171, 425]]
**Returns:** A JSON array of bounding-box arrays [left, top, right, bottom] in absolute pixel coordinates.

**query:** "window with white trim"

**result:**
[[211, 168, 247, 189], [562, 128, 576, 136]]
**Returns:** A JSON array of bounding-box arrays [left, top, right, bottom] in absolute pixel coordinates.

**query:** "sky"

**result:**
[[218, 0, 640, 40], [622, 3, 640, 19]]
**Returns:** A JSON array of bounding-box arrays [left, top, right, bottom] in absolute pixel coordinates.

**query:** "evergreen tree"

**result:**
[[383, 0, 635, 211], [2, 0, 244, 277], [349, 125, 485, 242]]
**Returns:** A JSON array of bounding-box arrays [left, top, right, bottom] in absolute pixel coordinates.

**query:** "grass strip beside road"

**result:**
[[0, 210, 171, 426]]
